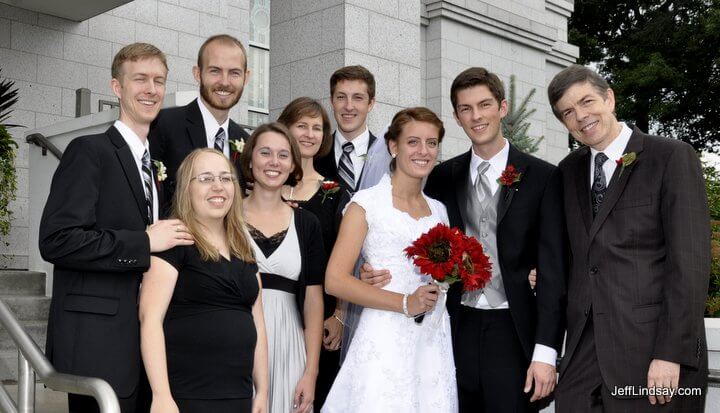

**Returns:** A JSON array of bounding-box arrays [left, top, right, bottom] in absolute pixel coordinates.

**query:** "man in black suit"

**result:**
[[315, 65, 390, 202], [423, 67, 566, 412], [39, 43, 193, 413], [149, 34, 251, 216], [550, 65, 709, 412]]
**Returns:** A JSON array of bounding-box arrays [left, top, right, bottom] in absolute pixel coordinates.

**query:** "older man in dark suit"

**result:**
[[550, 64, 710, 412], [149, 34, 251, 217], [40, 43, 193, 413]]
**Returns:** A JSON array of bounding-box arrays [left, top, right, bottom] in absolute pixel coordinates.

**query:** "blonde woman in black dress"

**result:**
[[140, 148, 269, 413]]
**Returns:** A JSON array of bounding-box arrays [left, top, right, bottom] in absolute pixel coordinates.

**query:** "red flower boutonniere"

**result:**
[[497, 164, 522, 187], [320, 180, 340, 203], [230, 138, 245, 162], [615, 152, 637, 177]]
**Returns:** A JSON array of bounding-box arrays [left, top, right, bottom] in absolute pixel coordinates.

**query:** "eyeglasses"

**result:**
[[191, 173, 236, 185]]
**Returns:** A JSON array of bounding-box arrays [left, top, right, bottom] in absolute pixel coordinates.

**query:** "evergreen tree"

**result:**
[[502, 75, 543, 154]]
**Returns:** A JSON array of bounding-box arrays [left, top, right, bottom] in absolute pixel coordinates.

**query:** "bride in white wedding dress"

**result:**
[[322, 107, 458, 413]]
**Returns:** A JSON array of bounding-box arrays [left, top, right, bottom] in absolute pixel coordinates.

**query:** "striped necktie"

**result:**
[[214, 127, 225, 153], [141, 149, 153, 223], [338, 141, 355, 190]]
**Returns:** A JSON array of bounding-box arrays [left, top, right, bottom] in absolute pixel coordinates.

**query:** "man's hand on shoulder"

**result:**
[[359, 262, 392, 288], [147, 219, 194, 252], [524, 361, 556, 402]]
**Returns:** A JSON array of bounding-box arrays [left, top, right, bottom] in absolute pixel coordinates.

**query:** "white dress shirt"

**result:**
[[589, 122, 633, 187], [197, 97, 231, 158], [113, 120, 159, 223], [468, 138, 557, 366], [334, 128, 370, 182]]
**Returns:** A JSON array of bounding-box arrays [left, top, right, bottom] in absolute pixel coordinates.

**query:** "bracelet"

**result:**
[[402, 293, 412, 317], [333, 314, 346, 327]]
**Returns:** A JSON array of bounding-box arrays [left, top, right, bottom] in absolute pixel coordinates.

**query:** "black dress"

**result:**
[[286, 183, 342, 408], [153, 245, 259, 413]]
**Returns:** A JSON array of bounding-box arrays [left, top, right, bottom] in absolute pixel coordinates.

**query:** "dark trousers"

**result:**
[[454, 306, 537, 413], [555, 316, 707, 413], [315, 346, 341, 409], [68, 373, 149, 413]]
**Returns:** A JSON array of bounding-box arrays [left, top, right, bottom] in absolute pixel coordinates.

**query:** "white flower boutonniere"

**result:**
[[230, 138, 245, 162], [153, 160, 167, 182]]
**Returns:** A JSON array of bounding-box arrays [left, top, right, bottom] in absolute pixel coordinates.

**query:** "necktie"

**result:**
[[591, 152, 608, 216], [338, 142, 355, 190], [141, 149, 154, 223], [475, 161, 492, 206], [214, 127, 225, 153]]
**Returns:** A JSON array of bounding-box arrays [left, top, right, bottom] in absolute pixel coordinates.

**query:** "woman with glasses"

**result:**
[[139, 148, 269, 413], [276, 97, 343, 408], [240, 123, 325, 413]]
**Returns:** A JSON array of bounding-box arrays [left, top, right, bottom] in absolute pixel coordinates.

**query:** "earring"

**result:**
[[391, 153, 397, 158]]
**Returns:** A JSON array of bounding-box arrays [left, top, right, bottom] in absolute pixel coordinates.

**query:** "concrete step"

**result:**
[[0, 382, 68, 413], [0, 271, 46, 296], [0, 321, 46, 351], [0, 296, 51, 321]]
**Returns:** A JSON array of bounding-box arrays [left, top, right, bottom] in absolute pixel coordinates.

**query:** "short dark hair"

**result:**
[[330, 65, 376, 100], [197, 34, 248, 71], [548, 64, 610, 120], [276, 97, 333, 158], [385, 107, 445, 172], [450, 67, 505, 111], [240, 122, 303, 186]]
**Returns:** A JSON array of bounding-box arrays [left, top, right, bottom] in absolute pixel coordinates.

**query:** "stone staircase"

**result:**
[[0, 270, 49, 381]]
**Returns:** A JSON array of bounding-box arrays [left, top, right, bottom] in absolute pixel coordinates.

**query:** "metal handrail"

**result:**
[[0, 299, 119, 413], [25, 133, 62, 160]]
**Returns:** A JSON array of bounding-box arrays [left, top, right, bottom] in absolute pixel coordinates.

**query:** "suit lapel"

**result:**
[[574, 146, 593, 234], [186, 99, 207, 150], [587, 129, 645, 241], [497, 144, 528, 224], [108, 126, 149, 225], [355, 132, 377, 191], [453, 151, 472, 230]]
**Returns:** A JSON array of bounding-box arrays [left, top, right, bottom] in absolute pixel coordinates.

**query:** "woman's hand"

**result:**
[[407, 284, 440, 316], [323, 311, 344, 351], [528, 268, 537, 290], [150, 394, 179, 413], [293, 372, 316, 413], [252, 392, 268, 413]]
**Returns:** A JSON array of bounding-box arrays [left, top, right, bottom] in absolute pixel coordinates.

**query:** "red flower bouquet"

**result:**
[[404, 223, 492, 325], [404, 223, 492, 291]]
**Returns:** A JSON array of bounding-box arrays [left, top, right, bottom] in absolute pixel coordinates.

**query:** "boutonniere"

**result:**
[[230, 138, 245, 162], [358, 153, 368, 161], [152, 160, 167, 182], [497, 164, 522, 187], [320, 180, 340, 203], [615, 152, 637, 177]]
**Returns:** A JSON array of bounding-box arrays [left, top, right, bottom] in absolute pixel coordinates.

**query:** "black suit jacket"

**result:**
[[424, 144, 567, 358], [315, 131, 378, 209], [558, 126, 709, 391], [148, 99, 250, 217], [39, 126, 157, 398]]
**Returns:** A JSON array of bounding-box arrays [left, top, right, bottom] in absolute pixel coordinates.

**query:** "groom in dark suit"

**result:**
[[40, 43, 193, 413], [149, 34, 251, 217], [550, 65, 709, 412], [422, 67, 567, 412]]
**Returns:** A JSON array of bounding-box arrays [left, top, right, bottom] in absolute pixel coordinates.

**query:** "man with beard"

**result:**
[[149, 34, 251, 216]]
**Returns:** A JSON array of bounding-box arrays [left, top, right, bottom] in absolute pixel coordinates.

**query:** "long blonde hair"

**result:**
[[172, 148, 255, 263]]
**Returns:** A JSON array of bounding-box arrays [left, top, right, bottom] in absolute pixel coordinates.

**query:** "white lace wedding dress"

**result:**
[[321, 175, 458, 413]]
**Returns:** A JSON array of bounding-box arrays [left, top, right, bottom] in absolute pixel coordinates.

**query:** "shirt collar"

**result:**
[[590, 122, 633, 163], [197, 97, 230, 142], [470, 138, 510, 180], [335, 127, 370, 156], [114, 120, 149, 162]]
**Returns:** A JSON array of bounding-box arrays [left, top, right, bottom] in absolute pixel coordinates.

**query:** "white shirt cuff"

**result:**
[[531, 344, 557, 366]]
